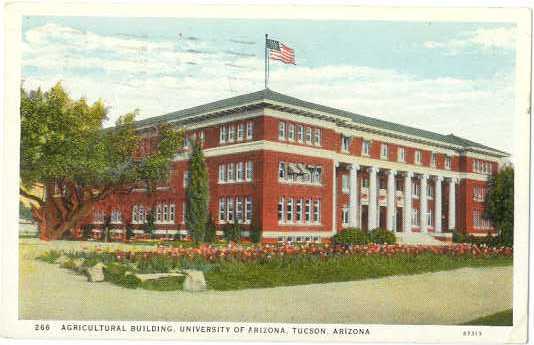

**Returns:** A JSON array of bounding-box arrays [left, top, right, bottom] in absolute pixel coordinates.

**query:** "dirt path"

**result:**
[[19, 240, 512, 324]]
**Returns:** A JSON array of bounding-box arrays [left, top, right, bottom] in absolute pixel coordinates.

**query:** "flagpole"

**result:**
[[265, 33, 269, 89]]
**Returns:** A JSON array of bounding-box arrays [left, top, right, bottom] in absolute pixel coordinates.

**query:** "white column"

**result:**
[[403, 172, 413, 233], [332, 161, 339, 235], [420, 174, 428, 233], [386, 169, 396, 231], [448, 177, 456, 231], [348, 164, 360, 228], [368, 167, 378, 230], [434, 176, 443, 233]]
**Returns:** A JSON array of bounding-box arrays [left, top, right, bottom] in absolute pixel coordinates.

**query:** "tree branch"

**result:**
[[19, 188, 44, 206]]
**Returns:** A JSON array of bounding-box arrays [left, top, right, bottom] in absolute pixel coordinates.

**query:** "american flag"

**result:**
[[266, 38, 295, 65]]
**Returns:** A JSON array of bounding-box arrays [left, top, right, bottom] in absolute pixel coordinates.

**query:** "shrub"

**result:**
[[204, 214, 217, 243], [369, 228, 397, 244], [223, 221, 241, 243], [136, 254, 176, 273], [103, 263, 141, 289], [332, 228, 369, 245], [36, 250, 62, 263]]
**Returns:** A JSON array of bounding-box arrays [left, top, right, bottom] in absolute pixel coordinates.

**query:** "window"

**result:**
[[219, 198, 226, 222], [131, 206, 138, 224], [342, 207, 349, 225], [288, 124, 295, 141], [380, 144, 388, 160], [396, 179, 404, 192], [182, 202, 186, 224], [278, 197, 285, 223], [362, 178, 369, 188], [296, 199, 303, 223], [227, 163, 235, 182], [228, 125, 236, 142], [415, 150, 422, 165], [311, 167, 322, 184], [342, 174, 350, 193], [93, 209, 105, 224], [279, 162, 286, 180], [236, 162, 244, 182], [169, 204, 175, 223], [296, 125, 304, 143], [398, 147, 405, 162], [305, 127, 312, 144], [156, 204, 162, 223], [236, 197, 244, 223], [305, 200, 311, 223], [431, 152, 437, 167], [218, 164, 226, 183], [286, 198, 294, 223], [362, 140, 371, 156], [183, 170, 190, 187], [427, 185, 434, 199], [163, 204, 169, 222], [411, 208, 419, 226], [445, 156, 451, 170], [237, 123, 245, 141], [314, 128, 321, 146], [341, 136, 351, 152], [245, 161, 253, 181], [412, 182, 420, 198], [111, 209, 121, 224], [313, 200, 321, 223], [278, 122, 286, 140], [246, 122, 253, 140], [220, 126, 227, 143], [184, 136, 191, 149], [245, 197, 253, 223], [227, 197, 234, 222], [427, 209, 433, 227]]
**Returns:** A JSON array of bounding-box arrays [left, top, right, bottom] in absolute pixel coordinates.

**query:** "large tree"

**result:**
[[484, 165, 514, 246], [20, 83, 182, 240], [185, 138, 209, 244]]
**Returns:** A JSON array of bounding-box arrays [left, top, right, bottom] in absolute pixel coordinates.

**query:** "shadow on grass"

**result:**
[[462, 309, 512, 326]]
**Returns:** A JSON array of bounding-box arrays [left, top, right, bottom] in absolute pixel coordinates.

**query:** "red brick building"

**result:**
[[89, 89, 509, 243]]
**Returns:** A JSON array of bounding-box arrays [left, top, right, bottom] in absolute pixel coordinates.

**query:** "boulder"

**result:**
[[182, 270, 207, 292], [134, 272, 184, 283], [87, 263, 105, 282]]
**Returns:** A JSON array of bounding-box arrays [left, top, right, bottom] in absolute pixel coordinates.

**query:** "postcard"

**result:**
[[0, 2, 531, 343]]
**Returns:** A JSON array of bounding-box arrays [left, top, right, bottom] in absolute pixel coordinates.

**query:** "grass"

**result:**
[[36, 250, 62, 263], [463, 309, 513, 326], [205, 253, 513, 290]]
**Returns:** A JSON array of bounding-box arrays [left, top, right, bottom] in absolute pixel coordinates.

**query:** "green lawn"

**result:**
[[463, 309, 513, 326], [205, 253, 512, 290]]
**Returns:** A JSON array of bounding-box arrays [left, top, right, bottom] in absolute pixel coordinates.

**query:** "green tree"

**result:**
[[185, 138, 209, 245], [249, 207, 262, 244], [484, 165, 514, 246], [204, 213, 217, 243], [19, 83, 183, 240], [144, 209, 156, 239]]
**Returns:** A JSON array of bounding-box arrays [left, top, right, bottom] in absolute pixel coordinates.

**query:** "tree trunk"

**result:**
[[33, 196, 95, 241]]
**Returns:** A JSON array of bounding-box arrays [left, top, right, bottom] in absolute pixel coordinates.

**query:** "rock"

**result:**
[[182, 270, 207, 292], [87, 263, 105, 282], [133, 272, 184, 283]]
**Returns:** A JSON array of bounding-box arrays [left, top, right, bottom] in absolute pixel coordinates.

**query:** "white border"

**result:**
[[0, 2, 531, 344]]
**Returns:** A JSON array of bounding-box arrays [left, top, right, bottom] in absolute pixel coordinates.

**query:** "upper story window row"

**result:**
[[218, 161, 254, 184], [472, 159, 493, 174], [220, 121, 254, 144], [279, 121, 321, 147], [358, 139, 453, 170], [279, 161, 323, 185], [184, 130, 205, 149]]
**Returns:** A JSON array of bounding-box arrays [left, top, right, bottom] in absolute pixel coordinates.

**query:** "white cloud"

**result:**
[[424, 26, 516, 53], [22, 23, 515, 155]]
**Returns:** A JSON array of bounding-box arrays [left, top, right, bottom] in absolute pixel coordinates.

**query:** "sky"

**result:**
[[21, 16, 516, 153]]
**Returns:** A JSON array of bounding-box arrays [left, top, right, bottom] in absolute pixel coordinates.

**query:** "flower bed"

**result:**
[[37, 243, 513, 291]]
